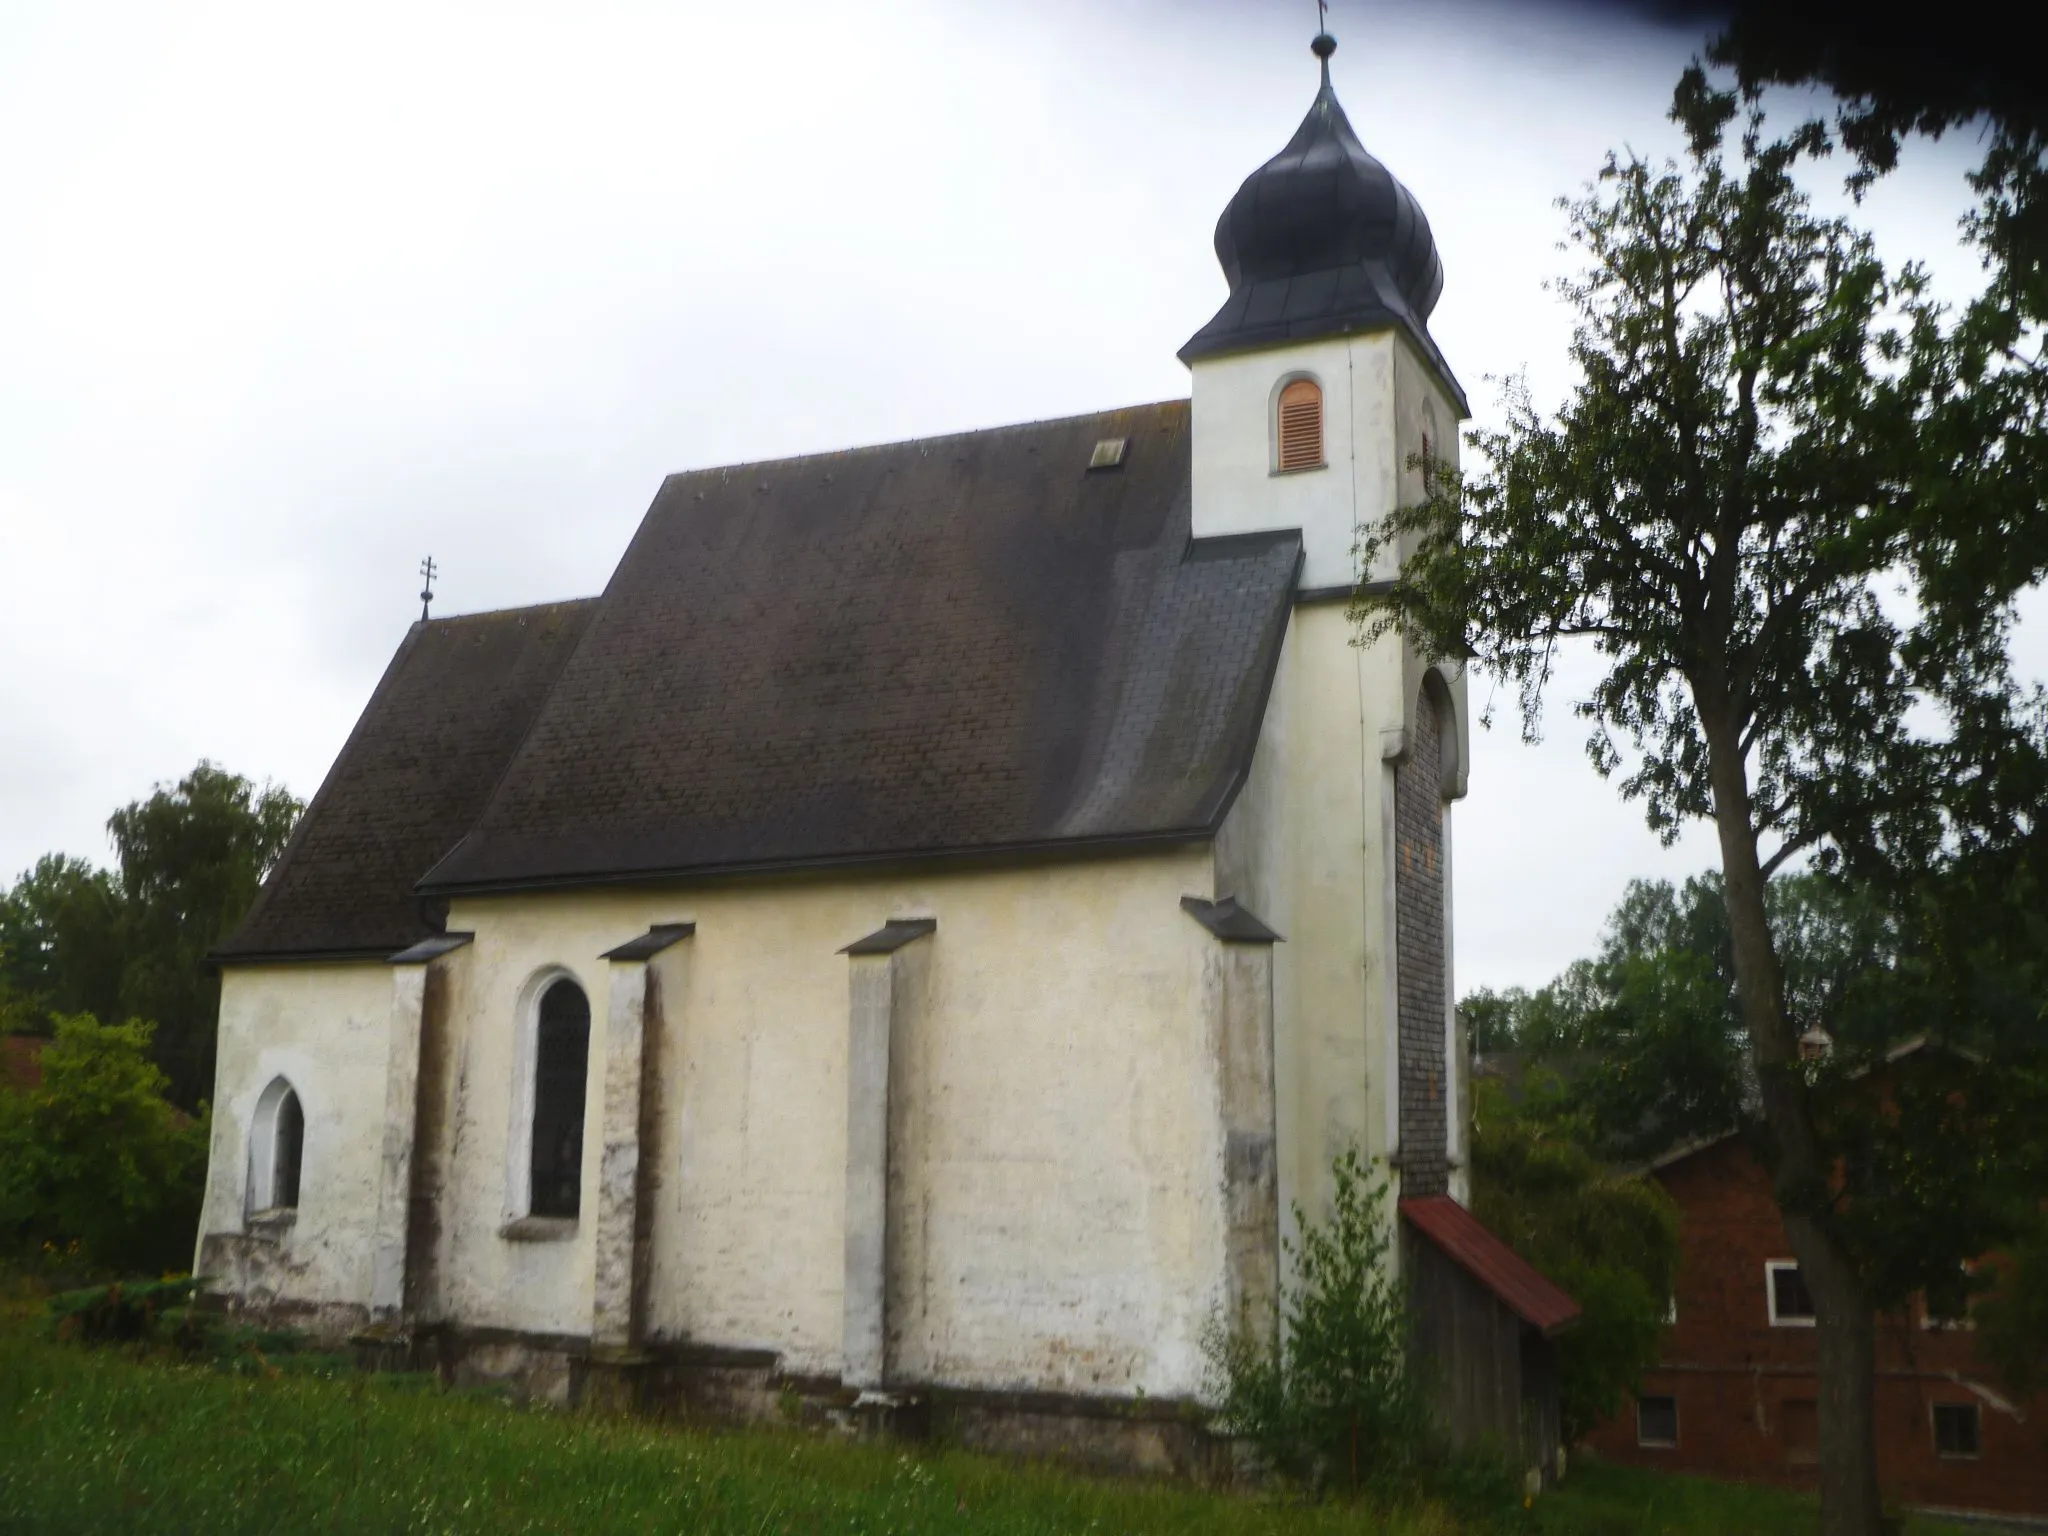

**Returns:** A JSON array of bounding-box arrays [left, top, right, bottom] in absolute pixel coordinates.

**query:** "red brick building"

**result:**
[[1, 1033, 45, 1092], [1584, 1124, 2048, 1520]]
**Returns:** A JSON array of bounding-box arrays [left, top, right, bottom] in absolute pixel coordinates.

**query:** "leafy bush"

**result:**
[[46, 1276, 204, 1346], [1468, 1078, 1679, 1442], [1203, 1149, 1432, 1496], [0, 1013, 210, 1275]]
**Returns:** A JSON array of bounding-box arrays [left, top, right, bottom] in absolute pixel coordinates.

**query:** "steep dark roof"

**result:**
[[1179, 41, 1466, 412], [421, 401, 1301, 893], [215, 601, 597, 962]]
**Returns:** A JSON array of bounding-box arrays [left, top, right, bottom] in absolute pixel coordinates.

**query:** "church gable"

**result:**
[[420, 401, 1300, 893], [216, 600, 597, 962]]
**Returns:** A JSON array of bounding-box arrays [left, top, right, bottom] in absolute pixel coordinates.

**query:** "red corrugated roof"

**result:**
[[1400, 1195, 1582, 1337]]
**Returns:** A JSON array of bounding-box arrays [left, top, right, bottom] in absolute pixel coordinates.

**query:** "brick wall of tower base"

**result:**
[[1394, 685, 1449, 1198]]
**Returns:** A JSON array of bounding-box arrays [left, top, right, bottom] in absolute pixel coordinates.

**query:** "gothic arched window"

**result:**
[[1277, 378, 1325, 472], [529, 977, 591, 1218], [250, 1076, 305, 1214]]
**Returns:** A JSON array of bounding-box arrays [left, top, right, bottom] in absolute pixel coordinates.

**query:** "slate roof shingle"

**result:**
[[220, 401, 1302, 958], [422, 401, 1300, 892], [214, 600, 597, 961]]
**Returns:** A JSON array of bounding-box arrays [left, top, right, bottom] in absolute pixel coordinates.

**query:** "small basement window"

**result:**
[[1933, 1402, 1982, 1459], [1780, 1398, 1819, 1465], [1767, 1261, 1816, 1326], [1276, 378, 1325, 472], [1636, 1395, 1678, 1448]]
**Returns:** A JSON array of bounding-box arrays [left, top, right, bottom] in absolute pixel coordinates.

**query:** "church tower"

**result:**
[[1192, 30, 1472, 1223]]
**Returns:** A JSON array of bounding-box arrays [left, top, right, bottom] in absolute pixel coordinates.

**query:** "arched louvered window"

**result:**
[[529, 978, 590, 1218], [1277, 378, 1325, 472], [250, 1077, 305, 1214]]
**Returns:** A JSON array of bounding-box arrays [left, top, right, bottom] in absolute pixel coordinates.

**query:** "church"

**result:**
[[197, 31, 1575, 1479]]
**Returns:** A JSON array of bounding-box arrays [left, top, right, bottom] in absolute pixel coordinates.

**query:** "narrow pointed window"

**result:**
[[530, 978, 590, 1218], [249, 1077, 305, 1215], [1277, 379, 1325, 472], [273, 1088, 304, 1209]]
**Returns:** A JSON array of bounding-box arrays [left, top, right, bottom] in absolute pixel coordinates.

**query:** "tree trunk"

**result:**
[[1698, 698, 1884, 1536]]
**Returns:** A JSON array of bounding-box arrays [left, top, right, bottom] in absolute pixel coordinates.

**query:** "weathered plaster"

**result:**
[[370, 963, 426, 1321], [367, 847, 1234, 1397], [842, 953, 891, 1386], [196, 962, 395, 1315], [592, 953, 656, 1351], [1196, 322, 1467, 1247]]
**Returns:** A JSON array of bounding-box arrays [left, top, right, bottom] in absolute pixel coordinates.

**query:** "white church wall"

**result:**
[[197, 961, 394, 1312], [1190, 332, 1398, 591], [430, 844, 1232, 1396], [1195, 324, 1469, 1242], [425, 914, 610, 1341], [1209, 598, 1409, 1255], [874, 849, 1222, 1396]]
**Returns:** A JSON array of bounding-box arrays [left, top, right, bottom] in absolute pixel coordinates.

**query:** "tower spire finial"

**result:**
[[419, 555, 437, 623], [1311, 2, 1336, 88]]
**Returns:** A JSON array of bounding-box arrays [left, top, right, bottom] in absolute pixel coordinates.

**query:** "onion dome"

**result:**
[[1181, 33, 1463, 404]]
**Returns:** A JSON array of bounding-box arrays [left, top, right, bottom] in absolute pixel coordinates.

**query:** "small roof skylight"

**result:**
[[1088, 437, 1129, 471]]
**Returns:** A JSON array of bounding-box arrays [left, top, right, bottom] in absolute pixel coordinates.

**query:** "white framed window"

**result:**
[[505, 968, 591, 1229], [1766, 1260, 1816, 1326], [1922, 1261, 1976, 1330], [247, 1076, 305, 1217], [1636, 1395, 1678, 1448], [1933, 1402, 1982, 1459]]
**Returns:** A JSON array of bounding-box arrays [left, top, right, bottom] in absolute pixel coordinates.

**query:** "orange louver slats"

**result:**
[[1277, 381, 1323, 471]]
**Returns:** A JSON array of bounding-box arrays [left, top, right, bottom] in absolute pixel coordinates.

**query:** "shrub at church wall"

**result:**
[[1202, 1149, 1435, 1497]]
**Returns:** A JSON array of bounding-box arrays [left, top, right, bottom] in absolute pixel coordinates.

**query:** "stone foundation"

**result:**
[[210, 1297, 1228, 1481]]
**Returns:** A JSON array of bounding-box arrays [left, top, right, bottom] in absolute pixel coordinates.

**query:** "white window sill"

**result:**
[[245, 1207, 297, 1240], [498, 1215, 578, 1244]]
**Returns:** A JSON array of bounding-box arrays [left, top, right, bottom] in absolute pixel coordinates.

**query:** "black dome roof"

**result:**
[[1180, 40, 1462, 403]]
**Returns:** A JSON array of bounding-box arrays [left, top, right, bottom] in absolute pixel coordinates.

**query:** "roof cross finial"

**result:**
[[419, 555, 438, 623], [1311, 3, 1336, 87]]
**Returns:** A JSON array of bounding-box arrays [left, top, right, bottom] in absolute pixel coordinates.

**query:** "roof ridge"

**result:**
[[421, 596, 600, 627], [656, 399, 1190, 484]]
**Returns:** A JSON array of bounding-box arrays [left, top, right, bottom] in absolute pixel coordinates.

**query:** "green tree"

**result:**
[[1459, 988, 1523, 1055], [1708, 14, 2048, 622], [1497, 874, 1907, 1165], [1468, 1078, 1679, 1444], [1356, 76, 2045, 1534], [1491, 869, 2048, 1400], [106, 763, 301, 1109], [1204, 1150, 1430, 1495], [0, 1014, 210, 1275], [0, 855, 125, 1034]]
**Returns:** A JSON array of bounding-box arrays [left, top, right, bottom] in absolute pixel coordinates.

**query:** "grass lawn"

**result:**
[[0, 1288, 1980, 1535]]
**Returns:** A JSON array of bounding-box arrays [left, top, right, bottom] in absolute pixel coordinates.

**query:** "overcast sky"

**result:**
[[1, 0, 2034, 992]]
